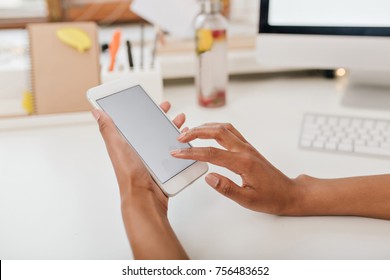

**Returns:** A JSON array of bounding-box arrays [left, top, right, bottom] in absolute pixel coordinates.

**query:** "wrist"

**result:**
[[119, 180, 168, 219], [118, 176, 156, 205], [280, 174, 314, 216]]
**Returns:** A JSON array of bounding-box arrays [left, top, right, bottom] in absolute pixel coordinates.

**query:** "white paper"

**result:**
[[131, 0, 200, 38]]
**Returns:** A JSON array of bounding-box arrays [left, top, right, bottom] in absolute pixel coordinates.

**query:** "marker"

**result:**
[[126, 40, 134, 70], [109, 30, 121, 72]]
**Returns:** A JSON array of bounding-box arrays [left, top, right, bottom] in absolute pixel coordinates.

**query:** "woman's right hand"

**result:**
[[171, 123, 305, 215]]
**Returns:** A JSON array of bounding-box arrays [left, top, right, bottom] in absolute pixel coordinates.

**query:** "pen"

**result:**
[[109, 30, 121, 72], [140, 23, 145, 70], [126, 40, 134, 70], [101, 43, 109, 53]]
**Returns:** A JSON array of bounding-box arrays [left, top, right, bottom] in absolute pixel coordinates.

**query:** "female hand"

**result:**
[[93, 101, 185, 211], [93, 101, 188, 259], [171, 123, 303, 215]]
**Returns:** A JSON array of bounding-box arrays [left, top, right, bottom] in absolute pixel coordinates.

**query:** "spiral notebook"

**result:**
[[27, 22, 100, 115]]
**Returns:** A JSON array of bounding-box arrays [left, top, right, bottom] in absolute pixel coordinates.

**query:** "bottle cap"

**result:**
[[201, 0, 221, 14]]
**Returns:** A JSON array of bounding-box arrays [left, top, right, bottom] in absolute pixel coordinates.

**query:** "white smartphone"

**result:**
[[87, 79, 208, 196]]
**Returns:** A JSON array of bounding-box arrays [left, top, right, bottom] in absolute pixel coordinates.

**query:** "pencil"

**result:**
[[140, 23, 145, 69], [151, 26, 159, 68]]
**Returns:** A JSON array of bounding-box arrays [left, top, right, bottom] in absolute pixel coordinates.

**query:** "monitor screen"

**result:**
[[269, 0, 390, 27], [260, 0, 390, 36]]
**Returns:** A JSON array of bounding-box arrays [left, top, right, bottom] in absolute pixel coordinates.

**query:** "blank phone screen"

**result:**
[[97, 85, 195, 183]]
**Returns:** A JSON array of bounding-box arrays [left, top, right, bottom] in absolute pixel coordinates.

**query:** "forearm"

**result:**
[[289, 174, 390, 220], [121, 195, 188, 260]]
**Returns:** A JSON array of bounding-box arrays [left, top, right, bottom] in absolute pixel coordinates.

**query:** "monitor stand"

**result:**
[[341, 70, 390, 111]]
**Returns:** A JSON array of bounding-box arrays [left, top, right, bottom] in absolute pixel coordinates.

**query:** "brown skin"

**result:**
[[92, 102, 188, 260], [94, 106, 390, 259], [171, 123, 390, 220]]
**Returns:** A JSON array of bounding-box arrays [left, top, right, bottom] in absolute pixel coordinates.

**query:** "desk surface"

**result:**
[[1, 75, 390, 259]]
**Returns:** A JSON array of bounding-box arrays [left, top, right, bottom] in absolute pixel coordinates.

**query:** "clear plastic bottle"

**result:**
[[194, 0, 228, 108]]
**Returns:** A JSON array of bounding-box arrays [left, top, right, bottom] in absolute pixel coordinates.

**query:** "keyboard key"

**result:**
[[317, 117, 326, 125], [316, 136, 327, 142], [355, 146, 390, 157], [354, 139, 365, 146], [313, 141, 325, 149], [382, 130, 390, 137], [340, 139, 353, 145], [325, 142, 337, 150], [375, 121, 388, 130], [370, 129, 381, 136], [328, 117, 338, 125], [336, 132, 346, 138], [367, 141, 379, 147], [351, 119, 362, 128], [338, 143, 353, 152], [323, 132, 333, 138], [340, 118, 350, 126], [357, 128, 368, 134], [373, 135, 384, 142], [381, 143, 390, 149], [363, 120, 375, 129], [347, 133, 359, 139]]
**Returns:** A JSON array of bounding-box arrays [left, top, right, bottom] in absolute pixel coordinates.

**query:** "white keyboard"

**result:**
[[300, 113, 390, 158]]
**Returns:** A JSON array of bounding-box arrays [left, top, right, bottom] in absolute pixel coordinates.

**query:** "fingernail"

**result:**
[[177, 133, 186, 141], [206, 174, 219, 188], [182, 127, 189, 133], [170, 149, 181, 156], [91, 110, 100, 121]]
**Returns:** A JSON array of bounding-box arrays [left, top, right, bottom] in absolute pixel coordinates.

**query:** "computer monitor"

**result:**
[[257, 0, 390, 110]]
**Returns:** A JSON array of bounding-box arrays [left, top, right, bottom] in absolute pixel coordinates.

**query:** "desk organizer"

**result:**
[[101, 62, 164, 104]]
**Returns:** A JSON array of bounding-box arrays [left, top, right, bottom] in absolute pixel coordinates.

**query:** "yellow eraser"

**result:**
[[56, 28, 92, 53], [22, 91, 34, 114]]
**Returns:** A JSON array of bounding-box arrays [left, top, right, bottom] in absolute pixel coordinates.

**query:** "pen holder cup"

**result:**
[[101, 63, 164, 103]]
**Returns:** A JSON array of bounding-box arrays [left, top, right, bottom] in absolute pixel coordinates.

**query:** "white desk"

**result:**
[[1, 75, 390, 259]]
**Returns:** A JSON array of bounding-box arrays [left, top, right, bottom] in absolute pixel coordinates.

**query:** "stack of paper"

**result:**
[[131, 0, 200, 38]]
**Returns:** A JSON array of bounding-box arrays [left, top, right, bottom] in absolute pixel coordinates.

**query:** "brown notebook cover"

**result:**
[[28, 22, 100, 115]]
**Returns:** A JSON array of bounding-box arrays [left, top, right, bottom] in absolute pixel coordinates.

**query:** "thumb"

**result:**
[[92, 109, 128, 157], [92, 109, 122, 144], [92, 109, 144, 175], [205, 173, 246, 204]]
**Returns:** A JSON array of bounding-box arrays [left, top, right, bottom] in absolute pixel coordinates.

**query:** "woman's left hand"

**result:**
[[92, 101, 188, 259]]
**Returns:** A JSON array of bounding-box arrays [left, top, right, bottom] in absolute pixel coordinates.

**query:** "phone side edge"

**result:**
[[162, 161, 209, 197]]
